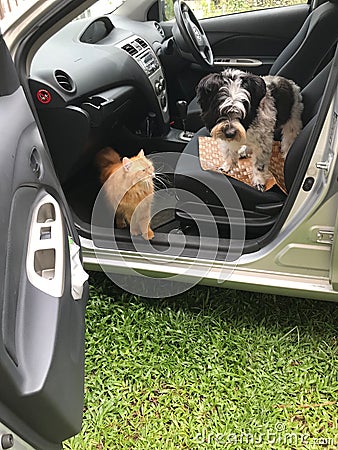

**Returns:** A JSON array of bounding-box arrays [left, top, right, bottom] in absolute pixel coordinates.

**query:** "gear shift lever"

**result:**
[[176, 100, 194, 141], [177, 100, 188, 129]]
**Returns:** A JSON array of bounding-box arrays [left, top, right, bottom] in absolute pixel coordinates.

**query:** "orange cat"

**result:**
[[96, 147, 155, 240]]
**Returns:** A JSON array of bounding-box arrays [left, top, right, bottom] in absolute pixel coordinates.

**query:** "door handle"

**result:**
[[214, 58, 262, 67], [26, 194, 65, 297]]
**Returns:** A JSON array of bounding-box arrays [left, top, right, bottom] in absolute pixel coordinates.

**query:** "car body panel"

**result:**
[[81, 238, 336, 301], [5, 0, 335, 303], [0, 422, 35, 450], [331, 207, 338, 291], [0, 0, 337, 443]]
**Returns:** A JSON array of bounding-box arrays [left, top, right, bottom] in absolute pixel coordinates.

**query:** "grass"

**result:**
[[164, 0, 305, 21], [64, 272, 338, 449]]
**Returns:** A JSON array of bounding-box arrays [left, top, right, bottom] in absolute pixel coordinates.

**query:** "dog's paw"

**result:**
[[253, 183, 266, 192], [252, 173, 267, 192], [238, 145, 249, 159], [218, 161, 235, 173]]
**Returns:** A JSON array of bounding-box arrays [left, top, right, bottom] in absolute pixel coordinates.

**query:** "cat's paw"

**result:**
[[116, 217, 127, 228], [143, 228, 154, 240], [130, 222, 139, 236]]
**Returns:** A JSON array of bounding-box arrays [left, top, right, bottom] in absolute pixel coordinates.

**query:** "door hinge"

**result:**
[[316, 229, 334, 244]]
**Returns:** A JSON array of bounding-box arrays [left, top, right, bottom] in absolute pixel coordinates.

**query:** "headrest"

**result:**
[[311, 0, 338, 11]]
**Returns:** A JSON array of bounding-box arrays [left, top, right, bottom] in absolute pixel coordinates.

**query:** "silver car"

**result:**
[[0, 0, 337, 447]]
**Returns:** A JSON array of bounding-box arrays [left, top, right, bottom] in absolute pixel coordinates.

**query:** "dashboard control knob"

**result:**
[[159, 76, 165, 90], [155, 81, 161, 95]]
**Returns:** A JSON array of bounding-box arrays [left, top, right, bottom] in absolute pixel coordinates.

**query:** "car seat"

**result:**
[[185, 0, 338, 131], [174, 62, 332, 238]]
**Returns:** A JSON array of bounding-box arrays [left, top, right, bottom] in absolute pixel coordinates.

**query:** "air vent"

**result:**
[[154, 22, 165, 38], [121, 43, 137, 56], [135, 37, 148, 49], [54, 70, 75, 92]]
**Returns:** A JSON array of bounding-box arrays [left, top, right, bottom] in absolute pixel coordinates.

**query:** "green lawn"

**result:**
[[64, 273, 338, 449]]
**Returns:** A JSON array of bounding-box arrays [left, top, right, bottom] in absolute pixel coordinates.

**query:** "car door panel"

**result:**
[[178, 4, 309, 99], [204, 4, 309, 72], [0, 33, 87, 450]]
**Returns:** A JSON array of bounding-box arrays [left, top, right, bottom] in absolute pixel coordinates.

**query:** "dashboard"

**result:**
[[29, 14, 169, 182], [30, 14, 168, 128]]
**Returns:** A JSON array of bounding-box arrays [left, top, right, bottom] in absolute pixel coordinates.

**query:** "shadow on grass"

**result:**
[[89, 271, 338, 338]]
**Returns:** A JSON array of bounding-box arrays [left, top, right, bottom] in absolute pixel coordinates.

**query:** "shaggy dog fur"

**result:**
[[197, 68, 303, 190]]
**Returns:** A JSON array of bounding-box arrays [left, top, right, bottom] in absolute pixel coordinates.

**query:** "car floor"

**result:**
[[64, 161, 200, 238]]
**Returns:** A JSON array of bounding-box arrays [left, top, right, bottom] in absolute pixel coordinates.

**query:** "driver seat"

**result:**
[[186, 0, 338, 131]]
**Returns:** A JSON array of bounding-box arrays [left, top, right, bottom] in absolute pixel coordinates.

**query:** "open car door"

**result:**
[[0, 31, 88, 450]]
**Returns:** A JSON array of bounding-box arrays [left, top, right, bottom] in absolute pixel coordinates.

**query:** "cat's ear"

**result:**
[[122, 157, 132, 171], [138, 149, 144, 157]]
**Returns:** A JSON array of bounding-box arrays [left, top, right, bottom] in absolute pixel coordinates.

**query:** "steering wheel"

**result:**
[[172, 0, 214, 67]]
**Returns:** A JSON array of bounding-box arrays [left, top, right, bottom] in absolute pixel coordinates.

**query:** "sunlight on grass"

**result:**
[[64, 273, 338, 449]]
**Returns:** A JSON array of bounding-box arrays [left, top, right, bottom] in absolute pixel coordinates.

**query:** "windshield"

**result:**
[[78, 0, 126, 19]]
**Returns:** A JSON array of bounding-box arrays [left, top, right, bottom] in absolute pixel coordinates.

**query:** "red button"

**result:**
[[37, 89, 52, 104]]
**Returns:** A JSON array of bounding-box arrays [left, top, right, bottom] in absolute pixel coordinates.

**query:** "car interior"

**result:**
[[27, 0, 338, 258]]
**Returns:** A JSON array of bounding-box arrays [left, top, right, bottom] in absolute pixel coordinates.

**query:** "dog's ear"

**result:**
[[196, 73, 225, 112], [241, 73, 266, 107], [240, 73, 266, 126]]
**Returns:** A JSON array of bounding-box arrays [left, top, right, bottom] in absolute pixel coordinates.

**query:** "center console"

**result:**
[[117, 35, 169, 123]]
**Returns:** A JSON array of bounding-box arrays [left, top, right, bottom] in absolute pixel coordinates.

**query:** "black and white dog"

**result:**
[[197, 69, 303, 191]]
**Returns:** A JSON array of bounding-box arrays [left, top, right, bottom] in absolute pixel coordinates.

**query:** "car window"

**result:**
[[164, 0, 306, 20], [0, 0, 125, 29], [0, 0, 41, 30]]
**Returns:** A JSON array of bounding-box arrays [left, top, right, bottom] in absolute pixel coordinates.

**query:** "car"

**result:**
[[0, 0, 337, 448]]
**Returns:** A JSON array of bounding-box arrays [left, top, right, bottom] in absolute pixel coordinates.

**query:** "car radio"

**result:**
[[139, 52, 159, 76]]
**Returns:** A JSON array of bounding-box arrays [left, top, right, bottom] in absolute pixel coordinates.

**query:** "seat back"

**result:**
[[186, 0, 338, 132], [269, 0, 338, 88], [174, 59, 333, 238], [283, 61, 332, 191]]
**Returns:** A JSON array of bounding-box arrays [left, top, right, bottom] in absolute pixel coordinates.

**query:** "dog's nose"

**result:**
[[223, 127, 237, 139]]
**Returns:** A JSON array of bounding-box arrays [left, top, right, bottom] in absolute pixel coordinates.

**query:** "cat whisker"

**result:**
[[149, 158, 175, 174], [154, 176, 169, 191], [155, 172, 171, 182], [155, 172, 172, 186]]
